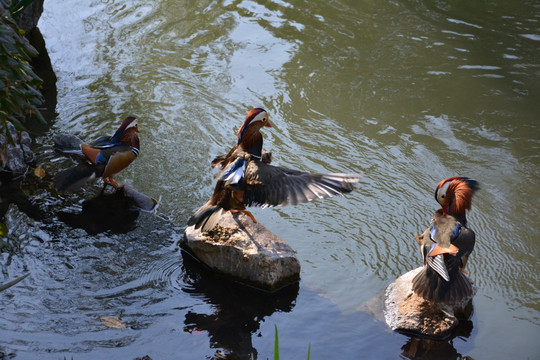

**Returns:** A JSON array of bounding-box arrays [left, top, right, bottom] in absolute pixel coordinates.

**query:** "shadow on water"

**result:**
[[0, 180, 42, 222], [57, 191, 140, 235], [180, 250, 299, 360]]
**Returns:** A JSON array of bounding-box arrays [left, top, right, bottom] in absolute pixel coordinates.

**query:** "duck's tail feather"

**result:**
[[54, 163, 96, 192], [187, 204, 224, 232], [411, 264, 474, 304]]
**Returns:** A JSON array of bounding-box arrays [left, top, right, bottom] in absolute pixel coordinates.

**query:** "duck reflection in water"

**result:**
[[180, 250, 298, 360]]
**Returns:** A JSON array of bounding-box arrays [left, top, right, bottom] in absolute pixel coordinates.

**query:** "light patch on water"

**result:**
[[472, 74, 505, 78], [441, 29, 475, 38], [458, 65, 502, 70], [427, 71, 451, 75], [520, 33, 540, 41], [447, 17, 483, 29]]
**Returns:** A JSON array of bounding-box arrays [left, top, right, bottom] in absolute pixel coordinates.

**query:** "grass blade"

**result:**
[[0, 273, 30, 292], [274, 325, 279, 360]]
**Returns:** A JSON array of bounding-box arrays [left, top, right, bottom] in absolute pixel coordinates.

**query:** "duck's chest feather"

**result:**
[[102, 148, 137, 177]]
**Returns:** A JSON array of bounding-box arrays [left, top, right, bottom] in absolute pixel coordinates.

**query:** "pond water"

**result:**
[[1, 0, 539, 359]]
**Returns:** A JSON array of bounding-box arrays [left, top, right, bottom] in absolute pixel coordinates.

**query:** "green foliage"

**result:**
[[0, 0, 44, 136]]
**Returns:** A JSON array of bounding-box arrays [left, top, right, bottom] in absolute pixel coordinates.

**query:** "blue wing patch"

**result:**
[[219, 157, 246, 184], [452, 223, 462, 240], [96, 152, 108, 164]]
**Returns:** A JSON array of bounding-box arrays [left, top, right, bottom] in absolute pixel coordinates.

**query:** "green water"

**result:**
[[1, 0, 538, 359]]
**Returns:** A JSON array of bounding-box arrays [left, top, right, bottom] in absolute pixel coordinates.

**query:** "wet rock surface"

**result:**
[[383, 267, 476, 338], [182, 212, 301, 291], [0, 123, 33, 180]]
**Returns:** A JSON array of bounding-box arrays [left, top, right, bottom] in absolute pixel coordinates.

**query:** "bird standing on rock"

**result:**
[[412, 177, 480, 304], [54, 116, 140, 192], [188, 108, 361, 232]]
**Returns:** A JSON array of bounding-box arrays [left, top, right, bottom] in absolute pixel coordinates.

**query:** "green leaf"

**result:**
[[3, 121, 16, 145], [33, 107, 46, 124], [8, 116, 25, 131], [0, 222, 7, 236]]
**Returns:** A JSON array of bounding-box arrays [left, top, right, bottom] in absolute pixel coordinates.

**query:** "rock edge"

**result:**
[[182, 212, 301, 291]]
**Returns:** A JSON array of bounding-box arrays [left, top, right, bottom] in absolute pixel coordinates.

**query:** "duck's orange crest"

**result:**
[[435, 177, 479, 217]]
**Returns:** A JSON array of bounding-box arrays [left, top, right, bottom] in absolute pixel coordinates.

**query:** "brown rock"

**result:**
[[182, 212, 301, 291], [383, 267, 475, 338]]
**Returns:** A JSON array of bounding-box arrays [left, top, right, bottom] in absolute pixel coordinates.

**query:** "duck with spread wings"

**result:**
[[188, 108, 361, 232]]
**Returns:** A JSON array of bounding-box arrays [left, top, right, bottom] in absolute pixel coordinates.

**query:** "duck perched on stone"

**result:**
[[412, 177, 480, 304], [188, 108, 361, 232], [54, 116, 140, 192]]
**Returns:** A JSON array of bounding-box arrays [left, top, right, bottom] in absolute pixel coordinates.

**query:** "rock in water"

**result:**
[[383, 267, 476, 338], [182, 212, 301, 291], [122, 185, 158, 212]]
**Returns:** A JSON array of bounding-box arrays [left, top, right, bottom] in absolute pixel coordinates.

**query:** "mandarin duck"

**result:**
[[54, 116, 140, 192], [412, 177, 480, 304], [188, 108, 361, 232]]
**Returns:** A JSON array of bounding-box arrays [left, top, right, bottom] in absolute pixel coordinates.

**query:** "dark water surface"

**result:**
[[1, 0, 539, 359]]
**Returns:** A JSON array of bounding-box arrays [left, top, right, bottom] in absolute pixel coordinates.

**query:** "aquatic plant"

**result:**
[[254, 325, 311, 360]]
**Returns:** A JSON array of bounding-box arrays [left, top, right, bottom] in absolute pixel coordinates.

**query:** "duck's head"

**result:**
[[112, 116, 138, 138], [237, 108, 272, 145], [434, 177, 480, 216]]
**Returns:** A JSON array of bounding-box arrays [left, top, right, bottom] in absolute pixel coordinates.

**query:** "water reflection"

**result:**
[[181, 250, 298, 360], [400, 316, 474, 360]]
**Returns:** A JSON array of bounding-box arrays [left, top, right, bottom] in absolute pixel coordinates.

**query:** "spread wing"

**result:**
[[240, 161, 361, 207]]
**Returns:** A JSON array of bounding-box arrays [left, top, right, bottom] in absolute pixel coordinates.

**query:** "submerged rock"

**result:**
[[383, 267, 476, 338], [182, 212, 301, 291]]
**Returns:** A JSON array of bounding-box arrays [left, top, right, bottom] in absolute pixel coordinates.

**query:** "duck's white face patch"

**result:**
[[250, 111, 268, 125], [437, 181, 451, 203], [126, 119, 138, 130]]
